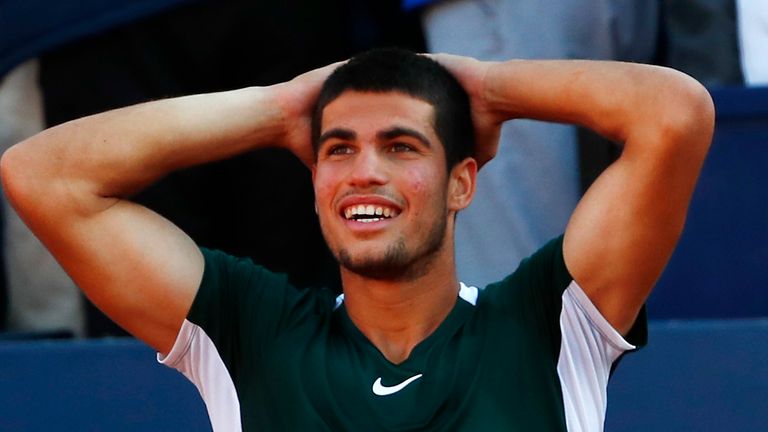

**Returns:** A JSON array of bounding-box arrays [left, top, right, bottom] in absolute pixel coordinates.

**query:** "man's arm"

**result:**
[[0, 63, 336, 353], [438, 56, 714, 335]]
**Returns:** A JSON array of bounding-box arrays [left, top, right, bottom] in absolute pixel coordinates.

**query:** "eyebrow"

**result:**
[[317, 126, 433, 149], [378, 127, 432, 148], [318, 128, 356, 148]]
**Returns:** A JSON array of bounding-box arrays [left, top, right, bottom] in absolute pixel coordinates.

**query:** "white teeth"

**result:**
[[342, 204, 399, 220]]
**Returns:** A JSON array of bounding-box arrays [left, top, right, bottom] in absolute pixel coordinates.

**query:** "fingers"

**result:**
[[474, 127, 501, 170], [424, 53, 474, 79], [425, 54, 502, 169], [275, 59, 350, 169]]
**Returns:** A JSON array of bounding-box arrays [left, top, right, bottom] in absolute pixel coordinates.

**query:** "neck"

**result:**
[[340, 245, 459, 364]]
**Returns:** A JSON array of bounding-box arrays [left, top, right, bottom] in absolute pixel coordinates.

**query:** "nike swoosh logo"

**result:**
[[372, 374, 423, 396]]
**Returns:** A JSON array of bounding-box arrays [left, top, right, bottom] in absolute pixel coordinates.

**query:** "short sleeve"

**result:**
[[185, 248, 304, 369], [481, 236, 647, 431], [482, 235, 646, 359], [158, 248, 306, 431], [482, 236, 573, 354]]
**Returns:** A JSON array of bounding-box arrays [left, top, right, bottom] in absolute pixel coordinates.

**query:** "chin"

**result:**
[[337, 240, 411, 280], [325, 216, 449, 282], [336, 241, 440, 282]]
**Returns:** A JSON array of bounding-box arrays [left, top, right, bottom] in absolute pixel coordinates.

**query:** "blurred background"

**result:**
[[0, 0, 765, 430]]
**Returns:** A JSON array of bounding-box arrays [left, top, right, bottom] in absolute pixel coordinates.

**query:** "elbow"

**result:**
[[672, 74, 715, 139], [654, 74, 715, 159], [1, 138, 50, 213], [1, 144, 26, 205]]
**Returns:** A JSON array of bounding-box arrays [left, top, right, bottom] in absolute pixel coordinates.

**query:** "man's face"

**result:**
[[312, 91, 454, 281]]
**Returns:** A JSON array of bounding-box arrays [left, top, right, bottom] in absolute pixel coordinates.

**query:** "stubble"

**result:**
[[336, 211, 448, 282]]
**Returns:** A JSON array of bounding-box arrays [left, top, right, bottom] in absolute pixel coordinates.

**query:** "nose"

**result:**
[[348, 146, 388, 187]]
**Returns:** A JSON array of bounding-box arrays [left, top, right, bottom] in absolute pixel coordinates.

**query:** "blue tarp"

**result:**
[[648, 86, 768, 318]]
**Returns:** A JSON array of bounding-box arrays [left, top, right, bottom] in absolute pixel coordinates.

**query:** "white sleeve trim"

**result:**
[[557, 280, 636, 432], [157, 319, 242, 432], [157, 318, 197, 366], [564, 280, 636, 352]]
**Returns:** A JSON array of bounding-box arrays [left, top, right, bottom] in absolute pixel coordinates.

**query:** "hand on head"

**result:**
[[426, 53, 503, 169], [274, 60, 347, 167], [279, 53, 504, 170]]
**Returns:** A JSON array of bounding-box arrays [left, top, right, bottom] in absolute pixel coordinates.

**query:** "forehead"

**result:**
[[321, 91, 436, 135]]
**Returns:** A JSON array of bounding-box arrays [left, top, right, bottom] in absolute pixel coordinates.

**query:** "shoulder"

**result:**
[[480, 236, 572, 303], [191, 247, 337, 326], [195, 247, 294, 309], [199, 247, 290, 289]]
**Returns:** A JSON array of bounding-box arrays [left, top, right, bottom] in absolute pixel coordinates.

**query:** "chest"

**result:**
[[236, 311, 566, 431]]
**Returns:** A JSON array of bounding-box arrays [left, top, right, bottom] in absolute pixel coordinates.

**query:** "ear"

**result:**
[[447, 157, 477, 212]]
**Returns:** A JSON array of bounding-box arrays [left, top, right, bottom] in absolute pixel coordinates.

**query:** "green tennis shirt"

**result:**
[[159, 236, 647, 431]]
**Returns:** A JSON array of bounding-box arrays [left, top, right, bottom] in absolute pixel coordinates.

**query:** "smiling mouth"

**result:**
[[343, 204, 400, 223]]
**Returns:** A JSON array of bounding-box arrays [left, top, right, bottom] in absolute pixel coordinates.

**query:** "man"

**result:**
[[1, 49, 713, 430]]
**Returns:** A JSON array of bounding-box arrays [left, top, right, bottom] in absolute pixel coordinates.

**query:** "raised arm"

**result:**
[[0, 63, 335, 353], [437, 56, 714, 334]]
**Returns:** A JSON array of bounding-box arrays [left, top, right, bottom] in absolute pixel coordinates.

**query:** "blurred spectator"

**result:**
[[659, 0, 743, 87], [411, 0, 660, 288], [736, 0, 768, 85], [0, 0, 208, 338], [0, 60, 85, 336]]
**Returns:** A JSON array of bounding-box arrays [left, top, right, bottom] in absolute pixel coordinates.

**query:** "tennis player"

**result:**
[[1, 48, 713, 430]]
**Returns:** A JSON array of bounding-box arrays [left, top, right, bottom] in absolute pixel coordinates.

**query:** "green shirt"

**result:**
[[160, 236, 646, 431]]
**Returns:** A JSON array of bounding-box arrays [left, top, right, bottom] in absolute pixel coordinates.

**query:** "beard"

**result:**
[[335, 212, 448, 282]]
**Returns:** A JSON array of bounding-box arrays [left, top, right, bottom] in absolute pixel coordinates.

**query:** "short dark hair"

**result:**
[[312, 48, 475, 169]]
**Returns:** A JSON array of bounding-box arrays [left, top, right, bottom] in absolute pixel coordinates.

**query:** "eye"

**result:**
[[390, 142, 415, 153], [327, 144, 354, 156]]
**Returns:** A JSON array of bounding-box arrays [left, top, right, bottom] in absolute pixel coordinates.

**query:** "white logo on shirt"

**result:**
[[371, 374, 423, 396]]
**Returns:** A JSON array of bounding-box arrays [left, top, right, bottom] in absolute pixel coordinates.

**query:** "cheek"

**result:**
[[313, 168, 339, 204], [314, 182, 330, 203], [313, 177, 338, 236], [403, 166, 445, 212], [419, 160, 447, 187], [404, 166, 431, 193]]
